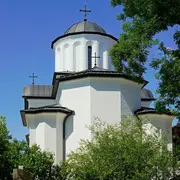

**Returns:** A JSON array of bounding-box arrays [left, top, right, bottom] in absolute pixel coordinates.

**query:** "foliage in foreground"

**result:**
[[0, 116, 13, 179], [0, 116, 62, 180], [18, 145, 62, 180], [62, 118, 180, 180], [1, 116, 180, 179]]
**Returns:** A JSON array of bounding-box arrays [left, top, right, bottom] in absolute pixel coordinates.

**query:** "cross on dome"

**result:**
[[92, 53, 100, 67], [80, 2, 91, 21], [29, 73, 38, 85]]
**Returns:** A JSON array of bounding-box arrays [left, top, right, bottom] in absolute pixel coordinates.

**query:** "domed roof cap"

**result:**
[[64, 21, 106, 35]]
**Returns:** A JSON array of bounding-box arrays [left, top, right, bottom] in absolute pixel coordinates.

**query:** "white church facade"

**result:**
[[20, 16, 174, 164]]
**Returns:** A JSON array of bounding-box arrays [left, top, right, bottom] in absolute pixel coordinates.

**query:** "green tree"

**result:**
[[0, 116, 62, 180], [9, 139, 28, 168], [110, 0, 180, 118], [151, 43, 180, 119], [19, 145, 59, 180], [111, 0, 180, 32], [110, 18, 158, 80], [0, 116, 13, 180], [61, 118, 180, 180]]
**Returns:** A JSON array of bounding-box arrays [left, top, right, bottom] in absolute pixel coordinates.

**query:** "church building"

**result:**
[[20, 6, 175, 164]]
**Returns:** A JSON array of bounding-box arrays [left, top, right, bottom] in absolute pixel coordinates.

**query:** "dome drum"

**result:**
[[52, 21, 117, 72]]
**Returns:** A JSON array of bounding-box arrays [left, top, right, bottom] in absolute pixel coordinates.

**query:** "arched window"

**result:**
[[88, 46, 92, 69]]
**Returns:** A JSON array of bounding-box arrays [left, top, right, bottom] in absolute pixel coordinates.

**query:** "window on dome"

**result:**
[[88, 46, 92, 69]]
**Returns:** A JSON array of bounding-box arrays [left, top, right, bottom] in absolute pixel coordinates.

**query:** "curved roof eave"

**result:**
[[51, 31, 118, 49], [20, 105, 74, 126], [134, 107, 175, 117], [57, 71, 148, 89]]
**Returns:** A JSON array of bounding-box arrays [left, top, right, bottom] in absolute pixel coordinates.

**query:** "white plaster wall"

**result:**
[[74, 41, 82, 71], [44, 114, 57, 153], [53, 34, 116, 72], [90, 78, 141, 123], [56, 77, 142, 158], [56, 78, 91, 157], [36, 121, 46, 149], [120, 81, 141, 114], [140, 114, 174, 151], [27, 114, 46, 150], [26, 113, 66, 164], [28, 115, 36, 146], [90, 79, 121, 124], [55, 47, 61, 72], [64, 116, 74, 158], [56, 115, 64, 164]]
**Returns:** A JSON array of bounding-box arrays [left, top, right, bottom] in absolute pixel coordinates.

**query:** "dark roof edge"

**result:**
[[141, 80, 149, 89], [20, 111, 26, 126], [134, 108, 174, 116], [52, 72, 73, 85], [22, 96, 54, 99], [51, 31, 118, 49], [25, 134, 29, 144], [58, 72, 147, 88], [23, 72, 148, 101], [21, 108, 73, 114], [20, 108, 74, 126], [52, 72, 75, 84], [141, 98, 156, 101]]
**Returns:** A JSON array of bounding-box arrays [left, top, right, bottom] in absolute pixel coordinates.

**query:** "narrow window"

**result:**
[[88, 46, 92, 69]]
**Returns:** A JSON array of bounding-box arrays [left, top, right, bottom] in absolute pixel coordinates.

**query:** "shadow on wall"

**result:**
[[91, 80, 119, 92], [64, 115, 74, 140]]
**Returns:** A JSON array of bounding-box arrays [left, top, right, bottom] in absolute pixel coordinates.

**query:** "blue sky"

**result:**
[[0, 0, 178, 140]]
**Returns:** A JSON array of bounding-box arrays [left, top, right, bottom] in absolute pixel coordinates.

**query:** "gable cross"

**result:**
[[80, 2, 91, 21], [92, 53, 100, 67], [29, 73, 38, 85]]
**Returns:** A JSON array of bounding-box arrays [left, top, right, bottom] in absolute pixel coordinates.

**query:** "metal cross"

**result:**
[[92, 53, 100, 67], [80, 2, 91, 21], [29, 73, 38, 85]]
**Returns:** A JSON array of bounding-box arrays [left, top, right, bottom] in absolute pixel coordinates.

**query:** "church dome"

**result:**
[[64, 21, 106, 35]]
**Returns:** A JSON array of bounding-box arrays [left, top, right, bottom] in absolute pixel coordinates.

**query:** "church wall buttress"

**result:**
[[55, 47, 61, 72], [68, 44, 74, 71], [95, 41, 100, 67], [36, 120, 46, 150], [56, 116, 64, 163], [64, 116, 74, 159], [63, 44, 69, 71], [81, 41, 87, 70], [103, 51, 109, 69], [98, 41, 106, 68], [60, 48, 64, 71], [73, 41, 81, 71], [57, 79, 92, 156], [29, 119, 36, 147], [27, 113, 66, 164]]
